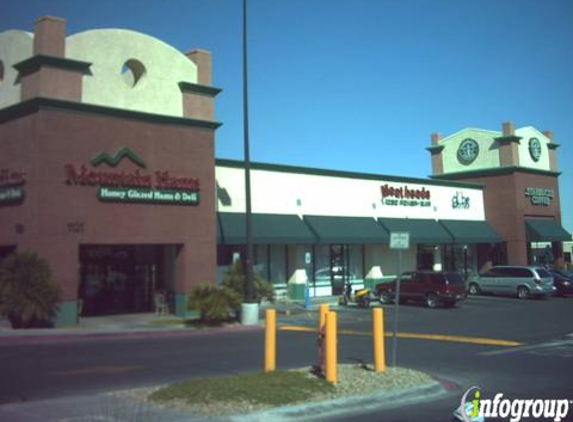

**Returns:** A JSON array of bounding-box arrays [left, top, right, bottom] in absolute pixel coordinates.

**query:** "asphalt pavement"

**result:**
[[0, 294, 572, 422]]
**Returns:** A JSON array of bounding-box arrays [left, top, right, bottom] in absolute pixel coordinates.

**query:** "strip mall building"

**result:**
[[0, 17, 570, 325]]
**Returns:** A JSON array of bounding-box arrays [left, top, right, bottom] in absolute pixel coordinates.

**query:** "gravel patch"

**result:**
[[115, 364, 433, 418]]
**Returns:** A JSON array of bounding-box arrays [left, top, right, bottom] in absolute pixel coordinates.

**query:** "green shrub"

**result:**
[[187, 261, 274, 323], [221, 261, 274, 312], [187, 283, 241, 324], [0, 250, 62, 328]]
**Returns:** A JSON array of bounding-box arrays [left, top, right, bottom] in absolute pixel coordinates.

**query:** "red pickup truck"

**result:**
[[376, 271, 467, 308]]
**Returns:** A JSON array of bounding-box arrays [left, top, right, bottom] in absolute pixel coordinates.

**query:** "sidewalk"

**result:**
[[0, 297, 341, 342], [0, 312, 191, 337]]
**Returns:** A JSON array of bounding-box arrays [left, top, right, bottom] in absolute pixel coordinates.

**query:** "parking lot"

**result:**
[[275, 293, 573, 421], [278, 293, 573, 345]]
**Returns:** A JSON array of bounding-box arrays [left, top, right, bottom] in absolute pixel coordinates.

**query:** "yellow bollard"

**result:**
[[265, 309, 276, 372], [373, 307, 386, 373], [325, 311, 338, 384]]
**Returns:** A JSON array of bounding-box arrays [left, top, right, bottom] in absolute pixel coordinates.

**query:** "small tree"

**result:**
[[221, 260, 274, 314], [0, 250, 62, 328]]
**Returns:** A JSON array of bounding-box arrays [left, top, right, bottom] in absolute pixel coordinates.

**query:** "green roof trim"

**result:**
[[215, 159, 485, 190], [217, 212, 315, 245], [525, 219, 571, 242], [432, 166, 561, 180], [304, 215, 389, 244], [547, 142, 560, 150], [439, 220, 502, 244], [494, 135, 522, 145], [378, 218, 453, 244], [426, 145, 444, 154], [0, 97, 222, 130], [13, 54, 92, 76], [178, 82, 222, 97]]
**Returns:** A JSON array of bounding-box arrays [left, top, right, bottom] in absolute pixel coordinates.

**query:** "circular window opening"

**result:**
[[121, 59, 146, 87]]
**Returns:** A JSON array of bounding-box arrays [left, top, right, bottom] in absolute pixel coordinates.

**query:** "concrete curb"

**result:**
[[226, 380, 446, 422], [0, 380, 447, 422]]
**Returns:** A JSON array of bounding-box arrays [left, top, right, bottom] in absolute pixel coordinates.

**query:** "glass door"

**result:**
[[330, 245, 348, 295]]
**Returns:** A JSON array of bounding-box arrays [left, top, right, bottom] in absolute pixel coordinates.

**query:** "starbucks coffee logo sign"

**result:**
[[64, 147, 200, 206], [457, 138, 479, 165], [525, 187, 553, 206], [528, 138, 542, 162]]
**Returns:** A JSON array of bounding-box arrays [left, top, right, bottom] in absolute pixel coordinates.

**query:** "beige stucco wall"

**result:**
[[440, 128, 501, 174], [439, 126, 554, 174], [66, 29, 197, 117], [515, 126, 552, 171], [0, 30, 33, 109], [1, 28, 199, 117]]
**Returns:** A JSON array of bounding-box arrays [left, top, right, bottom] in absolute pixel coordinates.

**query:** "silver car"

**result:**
[[468, 266, 555, 299]]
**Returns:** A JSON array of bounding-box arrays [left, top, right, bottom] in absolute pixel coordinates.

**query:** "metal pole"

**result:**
[[243, 0, 254, 302], [392, 250, 402, 367], [464, 245, 468, 281]]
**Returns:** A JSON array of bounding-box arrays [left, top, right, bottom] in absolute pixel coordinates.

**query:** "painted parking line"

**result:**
[[278, 325, 523, 347], [480, 339, 573, 356]]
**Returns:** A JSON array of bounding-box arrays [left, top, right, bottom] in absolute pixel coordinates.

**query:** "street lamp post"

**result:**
[[240, 0, 258, 325], [463, 245, 468, 281]]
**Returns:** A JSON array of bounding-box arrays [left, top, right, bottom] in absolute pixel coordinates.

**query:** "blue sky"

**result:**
[[2, 0, 572, 233]]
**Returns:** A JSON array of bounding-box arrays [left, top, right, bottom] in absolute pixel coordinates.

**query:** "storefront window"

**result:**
[[217, 245, 244, 266], [311, 244, 364, 294], [417, 245, 435, 270], [0, 245, 16, 261], [269, 245, 287, 285], [441, 244, 477, 280], [491, 243, 507, 266], [314, 245, 331, 279], [349, 245, 364, 282], [254, 245, 270, 282], [79, 245, 166, 316]]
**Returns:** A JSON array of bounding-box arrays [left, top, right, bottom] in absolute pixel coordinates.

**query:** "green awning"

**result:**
[[526, 219, 571, 242], [378, 218, 453, 244], [304, 215, 389, 244], [217, 213, 316, 245], [440, 220, 503, 244]]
